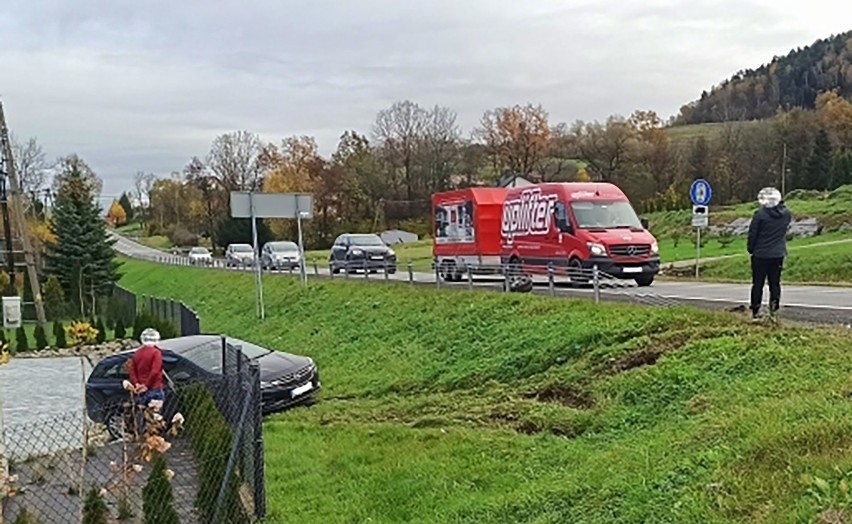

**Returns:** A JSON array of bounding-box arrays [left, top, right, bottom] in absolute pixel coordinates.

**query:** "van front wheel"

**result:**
[[634, 275, 655, 287]]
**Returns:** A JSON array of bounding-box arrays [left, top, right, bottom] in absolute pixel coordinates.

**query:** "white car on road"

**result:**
[[188, 247, 213, 266]]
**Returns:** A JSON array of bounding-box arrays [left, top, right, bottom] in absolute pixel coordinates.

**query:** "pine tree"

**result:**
[[82, 488, 109, 524], [53, 320, 67, 349], [143, 454, 180, 524], [831, 151, 852, 189], [806, 129, 833, 190], [34, 324, 49, 350], [15, 326, 29, 353], [43, 274, 66, 320], [46, 156, 121, 318], [21, 270, 39, 324], [95, 317, 107, 344], [114, 318, 126, 340], [118, 192, 134, 221]]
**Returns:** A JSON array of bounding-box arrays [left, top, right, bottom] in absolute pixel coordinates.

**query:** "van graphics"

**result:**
[[435, 200, 475, 244], [501, 188, 558, 244]]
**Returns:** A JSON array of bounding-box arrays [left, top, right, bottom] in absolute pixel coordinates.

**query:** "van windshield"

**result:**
[[570, 201, 642, 230]]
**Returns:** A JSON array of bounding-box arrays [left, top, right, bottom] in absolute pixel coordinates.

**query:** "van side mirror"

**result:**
[[640, 218, 649, 230]]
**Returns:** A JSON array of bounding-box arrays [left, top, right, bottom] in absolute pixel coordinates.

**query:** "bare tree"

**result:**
[[420, 105, 461, 193], [570, 116, 637, 183], [10, 134, 49, 202], [133, 171, 157, 226], [206, 130, 263, 192], [372, 100, 427, 200]]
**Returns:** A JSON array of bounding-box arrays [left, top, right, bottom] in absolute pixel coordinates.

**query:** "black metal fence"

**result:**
[[1, 337, 266, 523], [112, 286, 201, 337]]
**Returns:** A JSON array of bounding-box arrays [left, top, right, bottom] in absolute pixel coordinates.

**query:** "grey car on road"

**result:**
[[261, 241, 302, 270]]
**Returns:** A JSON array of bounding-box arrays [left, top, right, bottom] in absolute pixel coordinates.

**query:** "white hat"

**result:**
[[757, 187, 782, 208], [140, 328, 161, 346]]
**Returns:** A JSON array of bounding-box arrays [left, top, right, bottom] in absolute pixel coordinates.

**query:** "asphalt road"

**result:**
[[111, 233, 852, 325]]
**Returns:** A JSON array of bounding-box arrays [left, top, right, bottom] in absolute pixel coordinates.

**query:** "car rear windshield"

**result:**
[[570, 201, 642, 230], [269, 242, 298, 252], [349, 235, 384, 246], [227, 338, 272, 359]]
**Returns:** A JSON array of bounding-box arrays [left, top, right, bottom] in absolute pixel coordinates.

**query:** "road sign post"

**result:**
[[231, 192, 314, 318], [690, 180, 712, 280]]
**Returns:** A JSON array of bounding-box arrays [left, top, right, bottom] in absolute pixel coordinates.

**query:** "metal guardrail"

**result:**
[[115, 238, 680, 310]]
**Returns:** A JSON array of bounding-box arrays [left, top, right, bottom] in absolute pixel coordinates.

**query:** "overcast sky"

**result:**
[[2, 0, 851, 199]]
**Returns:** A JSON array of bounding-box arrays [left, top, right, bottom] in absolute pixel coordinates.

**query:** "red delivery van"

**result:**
[[501, 182, 660, 286], [432, 188, 508, 281]]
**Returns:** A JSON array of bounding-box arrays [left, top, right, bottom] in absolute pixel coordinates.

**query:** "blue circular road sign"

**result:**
[[690, 179, 712, 206]]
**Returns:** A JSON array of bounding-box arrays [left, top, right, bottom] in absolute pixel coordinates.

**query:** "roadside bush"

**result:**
[[53, 320, 67, 349], [82, 488, 109, 524], [65, 321, 98, 346], [33, 324, 49, 350], [142, 454, 180, 524], [169, 225, 199, 248], [43, 274, 66, 321], [182, 383, 248, 524], [15, 326, 29, 352], [115, 318, 126, 340], [95, 318, 107, 344], [133, 310, 179, 341]]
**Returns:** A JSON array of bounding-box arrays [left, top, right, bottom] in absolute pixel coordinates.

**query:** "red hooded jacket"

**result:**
[[129, 345, 164, 390]]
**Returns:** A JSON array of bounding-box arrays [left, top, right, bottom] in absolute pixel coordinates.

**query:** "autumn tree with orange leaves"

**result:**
[[476, 104, 551, 177]]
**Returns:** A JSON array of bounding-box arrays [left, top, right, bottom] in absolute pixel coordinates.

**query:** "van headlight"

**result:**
[[587, 242, 606, 257], [651, 242, 659, 255]]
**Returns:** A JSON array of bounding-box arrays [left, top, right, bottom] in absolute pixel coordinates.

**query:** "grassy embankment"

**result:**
[[120, 258, 852, 523]]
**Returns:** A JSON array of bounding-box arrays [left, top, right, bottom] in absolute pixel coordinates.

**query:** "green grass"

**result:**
[[119, 259, 852, 523], [114, 222, 143, 236], [696, 240, 852, 284]]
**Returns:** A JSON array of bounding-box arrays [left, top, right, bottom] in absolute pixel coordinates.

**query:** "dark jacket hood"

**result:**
[[766, 202, 789, 219]]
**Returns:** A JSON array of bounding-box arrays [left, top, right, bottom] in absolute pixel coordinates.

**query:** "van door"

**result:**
[[552, 201, 575, 264]]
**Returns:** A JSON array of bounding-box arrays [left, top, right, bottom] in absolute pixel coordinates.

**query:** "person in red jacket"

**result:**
[[129, 328, 165, 410]]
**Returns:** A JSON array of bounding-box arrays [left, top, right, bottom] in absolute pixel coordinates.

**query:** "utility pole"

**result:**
[[0, 101, 46, 326]]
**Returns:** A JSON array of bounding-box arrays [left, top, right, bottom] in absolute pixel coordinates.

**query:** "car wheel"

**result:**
[[634, 275, 655, 287], [106, 409, 129, 441], [569, 258, 589, 285]]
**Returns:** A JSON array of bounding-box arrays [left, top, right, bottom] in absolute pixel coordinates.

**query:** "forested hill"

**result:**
[[676, 30, 852, 125]]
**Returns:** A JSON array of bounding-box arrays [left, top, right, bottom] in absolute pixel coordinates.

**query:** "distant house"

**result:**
[[497, 173, 534, 188], [380, 230, 419, 245]]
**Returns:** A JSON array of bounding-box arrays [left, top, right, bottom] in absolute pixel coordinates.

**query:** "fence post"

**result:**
[[313, 261, 319, 276], [467, 267, 473, 291], [548, 262, 555, 297], [593, 264, 601, 304], [407, 261, 413, 285], [503, 262, 510, 293], [363, 260, 369, 280], [384, 261, 389, 282], [329, 263, 334, 279], [435, 262, 441, 289], [250, 361, 267, 518], [212, 384, 253, 524]]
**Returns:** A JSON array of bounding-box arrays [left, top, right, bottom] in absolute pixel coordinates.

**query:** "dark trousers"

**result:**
[[751, 256, 783, 314]]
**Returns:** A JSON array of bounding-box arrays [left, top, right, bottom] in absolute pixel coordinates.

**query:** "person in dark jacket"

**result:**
[[747, 187, 792, 319]]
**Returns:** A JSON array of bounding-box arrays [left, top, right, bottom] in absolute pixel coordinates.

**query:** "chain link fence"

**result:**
[[1, 337, 265, 523]]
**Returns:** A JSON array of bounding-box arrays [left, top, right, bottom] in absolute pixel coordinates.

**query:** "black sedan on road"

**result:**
[[330, 233, 397, 274], [86, 335, 320, 439]]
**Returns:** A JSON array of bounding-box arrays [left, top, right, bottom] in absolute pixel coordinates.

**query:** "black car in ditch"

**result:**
[[86, 335, 320, 439], [330, 233, 397, 274]]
